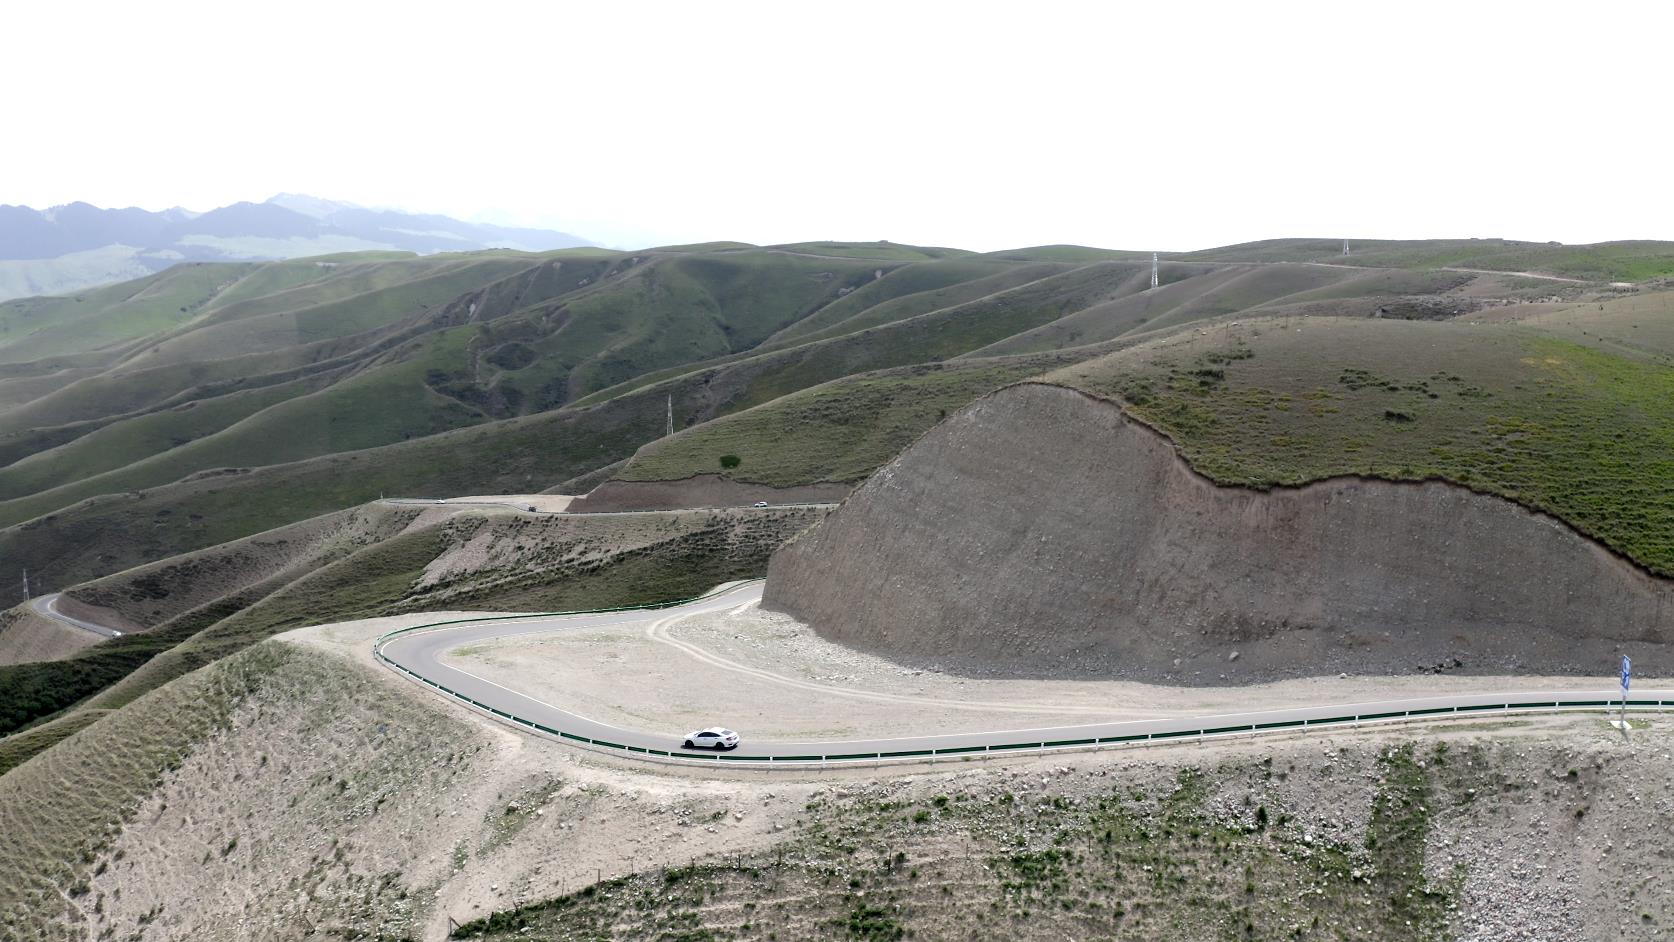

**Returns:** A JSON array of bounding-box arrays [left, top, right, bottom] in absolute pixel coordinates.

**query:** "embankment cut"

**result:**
[[764, 383, 1674, 682]]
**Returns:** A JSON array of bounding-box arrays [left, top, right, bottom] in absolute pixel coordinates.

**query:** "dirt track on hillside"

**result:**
[[571, 474, 850, 512], [766, 383, 1674, 683]]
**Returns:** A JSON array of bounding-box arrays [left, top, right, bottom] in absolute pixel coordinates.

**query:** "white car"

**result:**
[[752, 501, 769, 508], [682, 727, 740, 750]]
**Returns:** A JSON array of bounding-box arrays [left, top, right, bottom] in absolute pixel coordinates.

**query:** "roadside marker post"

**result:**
[[1614, 656, 1632, 732]]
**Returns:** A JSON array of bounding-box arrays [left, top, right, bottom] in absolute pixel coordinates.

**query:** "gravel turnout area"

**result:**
[[438, 602, 1647, 744]]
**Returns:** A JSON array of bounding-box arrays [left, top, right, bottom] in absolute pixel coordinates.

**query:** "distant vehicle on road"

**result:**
[[682, 727, 740, 750], [752, 501, 769, 508]]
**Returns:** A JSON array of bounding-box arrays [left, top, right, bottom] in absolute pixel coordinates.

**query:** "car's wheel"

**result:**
[[683, 740, 694, 749]]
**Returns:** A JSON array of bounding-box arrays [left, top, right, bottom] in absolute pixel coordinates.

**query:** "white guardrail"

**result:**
[[374, 587, 1668, 770]]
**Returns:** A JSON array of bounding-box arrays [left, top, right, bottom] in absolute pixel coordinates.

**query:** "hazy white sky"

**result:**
[[5, 1, 1670, 251]]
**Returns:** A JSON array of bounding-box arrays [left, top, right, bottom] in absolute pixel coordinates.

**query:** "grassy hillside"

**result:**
[[985, 244, 1150, 263], [762, 257, 1027, 345], [118, 253, 546, 366], [0, 262, 266, 362], [763, 261, 1076, 351], [0, 504, 418, 737], [0, 238, 1648, 618], [615, 356, 1079, 487], [1048, 300, 1674, 575], [1182, 238, 1674, 283], [770, 240, 973, 261], [0, 291, 1055, 602], [0, 373, 335, 504], [0, 638, 482, 940], [0, 503, 823, 772], [0, 641, 294, 935], [0, 249, 888, 495], [0, 245, 156, 304], [0, 249, 1203, 584]]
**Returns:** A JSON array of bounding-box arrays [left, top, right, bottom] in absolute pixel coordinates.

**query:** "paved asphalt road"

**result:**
[[376, 581, 1666, 760], [30, 593, 123, 638]]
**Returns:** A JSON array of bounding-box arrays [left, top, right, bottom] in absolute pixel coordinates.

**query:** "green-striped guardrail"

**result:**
[[375, 586, 1669, 767]]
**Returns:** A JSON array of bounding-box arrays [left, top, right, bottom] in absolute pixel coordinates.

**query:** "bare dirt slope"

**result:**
[[0, 608, 98, 665], [765, 382, 1674, 682]]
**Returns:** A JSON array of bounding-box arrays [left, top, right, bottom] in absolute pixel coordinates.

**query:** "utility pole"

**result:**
[[666, 395, 674, 437], [1150, 252, 1159, 289], [1343, 239, 1350, 257]]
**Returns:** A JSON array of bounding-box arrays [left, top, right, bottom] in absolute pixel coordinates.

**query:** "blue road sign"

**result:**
[[1622, 655, 1632, 693]]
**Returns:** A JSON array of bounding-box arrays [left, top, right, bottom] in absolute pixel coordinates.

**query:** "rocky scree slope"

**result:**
[[765, 383, 1674, 682]]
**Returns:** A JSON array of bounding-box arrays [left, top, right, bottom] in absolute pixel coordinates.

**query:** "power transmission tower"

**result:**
[[1150, 253, 1159, 289], [666, 395, 674, 437], [1343, 239, 1350, 256]]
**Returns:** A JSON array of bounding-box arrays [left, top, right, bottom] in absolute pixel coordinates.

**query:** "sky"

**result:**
[[4, 0, 1671, 252]]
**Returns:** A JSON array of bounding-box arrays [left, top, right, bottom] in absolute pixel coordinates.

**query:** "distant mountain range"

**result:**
[[0, 194, 592, 301]]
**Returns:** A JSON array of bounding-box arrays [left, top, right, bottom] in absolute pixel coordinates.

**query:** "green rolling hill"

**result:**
[[0, 238, 1668, 763], [0, 239, 1658, 611], [1, 238, 1672, 907]]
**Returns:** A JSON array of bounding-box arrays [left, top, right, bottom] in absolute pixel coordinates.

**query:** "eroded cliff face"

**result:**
[[765, 383, 1674, 682]]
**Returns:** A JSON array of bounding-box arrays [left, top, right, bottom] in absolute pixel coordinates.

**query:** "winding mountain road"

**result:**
[[30, 593, 123, 639], [375, 581, 1666, 763]]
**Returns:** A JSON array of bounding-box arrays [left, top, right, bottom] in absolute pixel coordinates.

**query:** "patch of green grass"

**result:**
[[1053, 317, 1674, 574], [616, 359, 1061, 487], [770, 240, 974, 262], [177, 255, 541, 350], [984, 245, 1147, 263], [1182, 238, 1674, 283], [0, 262, 266, 362], [764, 258, 1051, 348], [0, 373, 333, 513]]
